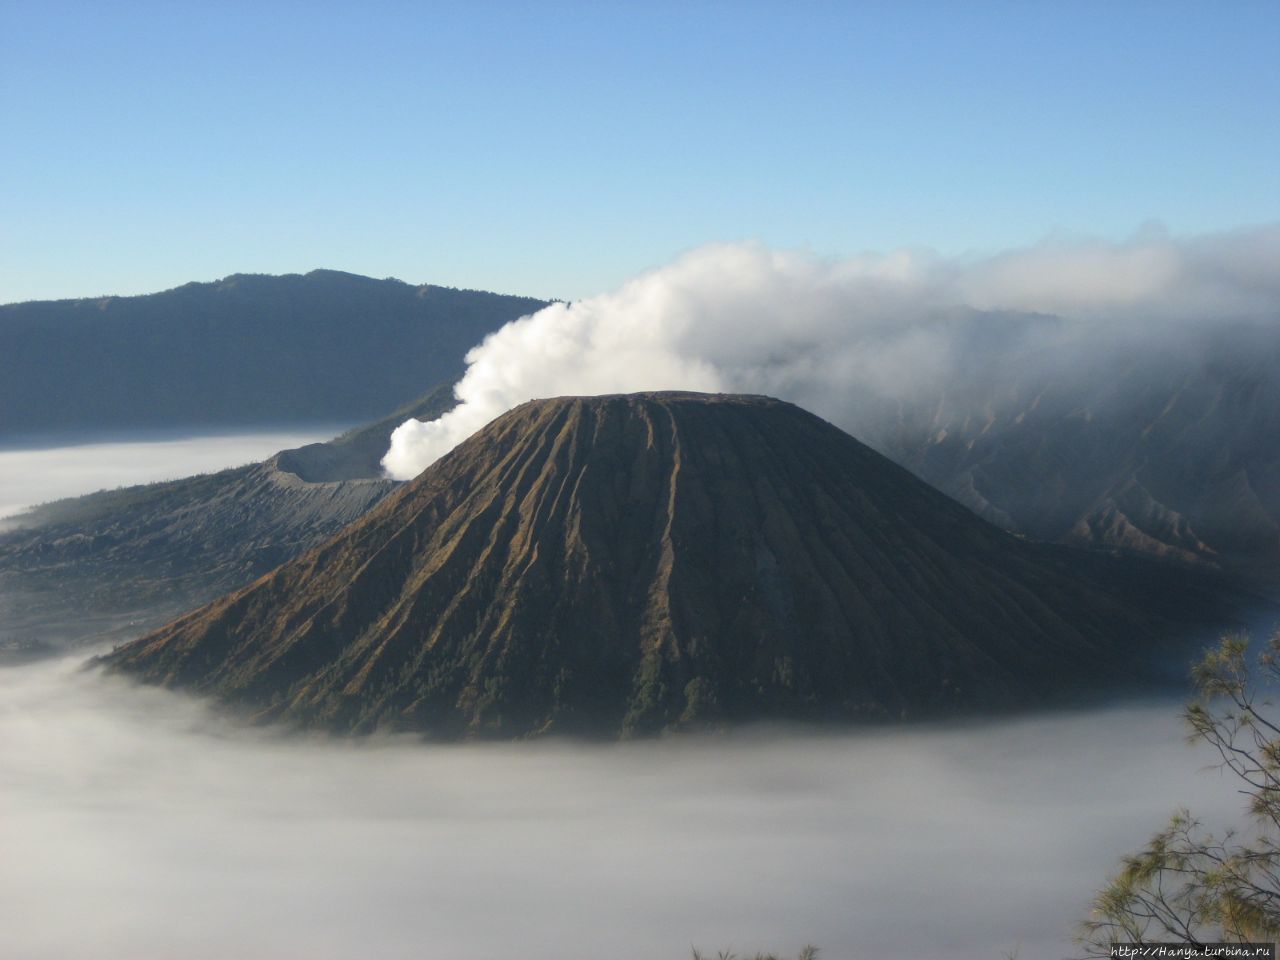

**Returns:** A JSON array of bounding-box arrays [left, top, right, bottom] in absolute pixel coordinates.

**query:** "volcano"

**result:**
[[103, 392, 1217, 737]]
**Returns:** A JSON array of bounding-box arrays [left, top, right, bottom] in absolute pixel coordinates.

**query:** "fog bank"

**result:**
[[0, 427, 346, 520], [384, 224, 1280, 478], [0, 655, 1246, 960]]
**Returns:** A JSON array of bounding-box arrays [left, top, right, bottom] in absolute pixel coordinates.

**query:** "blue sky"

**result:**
[[2, 0, 1277, 304]]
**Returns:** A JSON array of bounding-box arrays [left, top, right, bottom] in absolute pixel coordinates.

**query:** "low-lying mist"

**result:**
[[0, 426, 347, 520], [0, 655, 1246, 960]]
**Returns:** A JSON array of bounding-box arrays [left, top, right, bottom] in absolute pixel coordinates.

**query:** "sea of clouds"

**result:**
[[0, 652, 1250, 960]]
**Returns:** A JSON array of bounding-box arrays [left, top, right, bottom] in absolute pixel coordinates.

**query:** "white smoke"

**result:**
[[382, 225, 1280, 479]]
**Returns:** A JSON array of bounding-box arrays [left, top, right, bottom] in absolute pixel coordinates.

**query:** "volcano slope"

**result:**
[[0, 384, 455, 653], [103, 392, 1225, 738]]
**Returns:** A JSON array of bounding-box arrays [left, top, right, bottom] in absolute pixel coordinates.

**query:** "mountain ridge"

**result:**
[[868, 320, 1280, 595], [0, 271, 546, 436]]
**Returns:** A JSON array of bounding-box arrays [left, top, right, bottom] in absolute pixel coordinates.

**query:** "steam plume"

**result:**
[[383, 225, 1280, 479]]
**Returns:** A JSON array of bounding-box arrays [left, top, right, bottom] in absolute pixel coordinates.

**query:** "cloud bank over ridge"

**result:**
[[383, 225, 1280, 479]]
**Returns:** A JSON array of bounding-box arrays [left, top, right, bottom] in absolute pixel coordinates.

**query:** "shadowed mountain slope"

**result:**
[[863, 319, 1280, 595], [0, 270, 545, 437], [104, 392, 1227, 738]]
